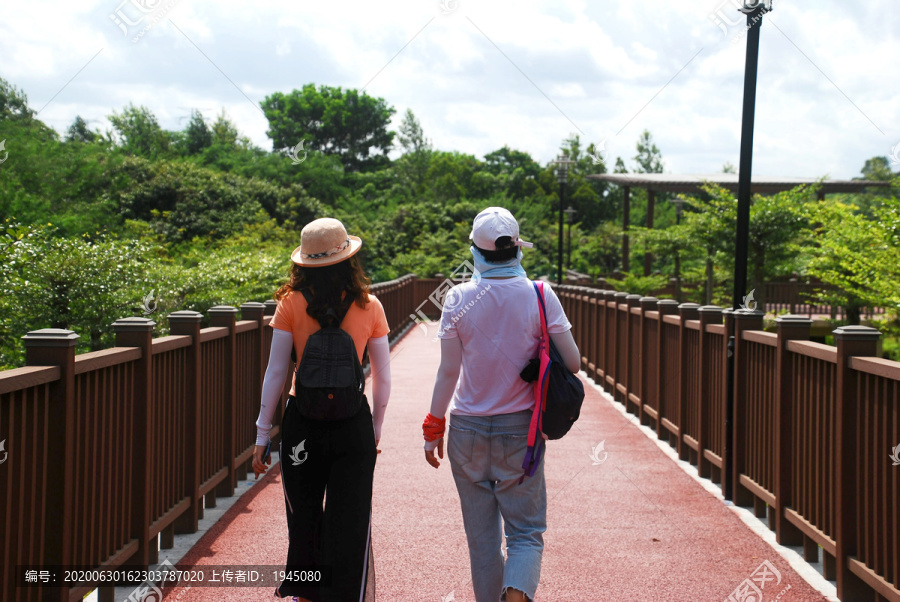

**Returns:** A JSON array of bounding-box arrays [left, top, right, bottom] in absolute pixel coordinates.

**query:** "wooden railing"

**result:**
[[557, 285, 900, 602], [579, 277, 885, 319], [0, 274, 417, 601]]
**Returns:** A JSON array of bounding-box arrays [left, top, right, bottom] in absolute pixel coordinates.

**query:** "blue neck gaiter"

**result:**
[[471, 245, 527, 282]]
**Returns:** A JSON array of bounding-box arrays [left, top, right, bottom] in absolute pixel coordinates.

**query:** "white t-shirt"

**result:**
[[437, 276, 571, 416]]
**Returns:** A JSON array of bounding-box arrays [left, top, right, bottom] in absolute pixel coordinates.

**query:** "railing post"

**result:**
[[22, 328, 79, 602], [593, 290, 606, 386], [169, 310, 203, 532], [639, 297, 658, 427], [772, 315, 811, 547], [264, 299, 278, 317], [588, 290, 602, 385], [578, 287, 590, 372], [209, 305, 239, 497], [697, 305, 722, 479], [603, 291, 618, 394], [833, 325, 882, 601], [655, 299, 679, 442], [113, 317, 157, 568], [241, 302, 267, 479], [731, 308, 765, 507], [241, 302, 267, 383], [625, 294, 642, 413], [676, 303, 700, 462], [612, 291, 629, 400]]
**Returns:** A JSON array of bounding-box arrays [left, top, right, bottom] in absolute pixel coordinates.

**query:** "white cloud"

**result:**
[[0, 0, 896, 178]]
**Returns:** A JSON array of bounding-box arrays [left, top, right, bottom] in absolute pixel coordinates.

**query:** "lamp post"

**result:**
[[724, 0, 772, 503], [555, 156, 575, 285], [564, 206, 577, 273]]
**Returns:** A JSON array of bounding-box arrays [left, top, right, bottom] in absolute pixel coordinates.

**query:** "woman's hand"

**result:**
[[424, 438, 444, 469], [252, 444, 271, 479]]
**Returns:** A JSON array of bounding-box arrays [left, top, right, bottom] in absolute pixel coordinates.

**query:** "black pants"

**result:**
[[277, 397, 377, 601]]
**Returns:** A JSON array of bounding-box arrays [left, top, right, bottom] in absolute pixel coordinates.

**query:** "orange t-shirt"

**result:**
[[270, 290, 390, 396]]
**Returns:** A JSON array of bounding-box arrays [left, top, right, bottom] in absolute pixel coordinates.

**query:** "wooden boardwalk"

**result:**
[[159, 323, 830, 601]]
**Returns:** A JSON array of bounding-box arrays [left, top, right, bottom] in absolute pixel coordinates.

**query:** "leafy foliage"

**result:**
[[261, 84, 395, 172], [1, 73, 898, 367]]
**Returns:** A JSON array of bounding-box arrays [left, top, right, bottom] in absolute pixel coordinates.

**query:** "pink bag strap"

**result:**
[[522, 281, 550, 482]]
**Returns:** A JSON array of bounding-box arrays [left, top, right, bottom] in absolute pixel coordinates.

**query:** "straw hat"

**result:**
[[290, 218, 362, 267]]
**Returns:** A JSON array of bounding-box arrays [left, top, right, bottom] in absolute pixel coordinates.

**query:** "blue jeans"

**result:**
[[448, 410, 546, 602]]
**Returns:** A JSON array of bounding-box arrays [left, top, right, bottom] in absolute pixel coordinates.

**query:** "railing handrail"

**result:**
[[0, 274, 420, 601], [554, 283, 900, 601]]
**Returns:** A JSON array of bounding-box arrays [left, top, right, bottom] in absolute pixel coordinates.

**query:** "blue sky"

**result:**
[[2, 0, 897, 178]]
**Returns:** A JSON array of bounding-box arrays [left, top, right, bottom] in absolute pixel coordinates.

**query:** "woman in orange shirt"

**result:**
[[253, 218, 391, 602]]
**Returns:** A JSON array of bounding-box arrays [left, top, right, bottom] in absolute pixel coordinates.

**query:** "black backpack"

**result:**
[[293, 290, 366, 421]]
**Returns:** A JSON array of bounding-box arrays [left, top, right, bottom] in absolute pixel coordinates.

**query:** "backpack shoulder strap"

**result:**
[[533, 281, 549, 342], [332, 297, 353, 328]]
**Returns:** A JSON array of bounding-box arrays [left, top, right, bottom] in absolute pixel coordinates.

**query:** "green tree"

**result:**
[[0, 226, 161, 361], [396, 109, 432, 194], [66, 115, 98, 143], [674, 183, 813, 306], [108, 103, 172, 158], [211, 110, 240, 147], [261, 84, 395, 171], [115, 158, 323, 243], [859, 156, 894, 181], [634, 129, 663, 173], [182, 110, 213, 155], [805, 184, 900, 324], [0, 77, 34, 120]]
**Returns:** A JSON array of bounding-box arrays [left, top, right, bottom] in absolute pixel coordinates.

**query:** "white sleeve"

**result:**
[[544, 285, 572, 334], [436, 286, 461, 339], [255, 329, 293, 446], [367, 335, 391, 441]]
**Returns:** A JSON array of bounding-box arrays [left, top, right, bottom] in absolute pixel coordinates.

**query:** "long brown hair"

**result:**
[[274, 255, 371, 323]]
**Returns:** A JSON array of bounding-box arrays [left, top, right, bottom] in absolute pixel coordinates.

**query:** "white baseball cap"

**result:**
[[469, 207, 533, 251]]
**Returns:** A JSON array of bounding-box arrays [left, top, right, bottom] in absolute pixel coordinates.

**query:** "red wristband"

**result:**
[[422, 413, 446, 442]]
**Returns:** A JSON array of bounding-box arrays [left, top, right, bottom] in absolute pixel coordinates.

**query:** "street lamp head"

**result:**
[[740, 0, 772, 13], [554, 155, 575, 184], [564, 206, 578, 224]]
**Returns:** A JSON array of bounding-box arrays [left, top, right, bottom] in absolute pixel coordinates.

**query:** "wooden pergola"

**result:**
[[585, 173, 893, 275]]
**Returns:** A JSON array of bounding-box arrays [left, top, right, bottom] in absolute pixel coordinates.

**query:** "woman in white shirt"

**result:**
[[423, 207, 580, 602]]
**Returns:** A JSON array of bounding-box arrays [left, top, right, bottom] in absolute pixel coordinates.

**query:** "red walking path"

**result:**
[[160, 323, 832, 601]]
